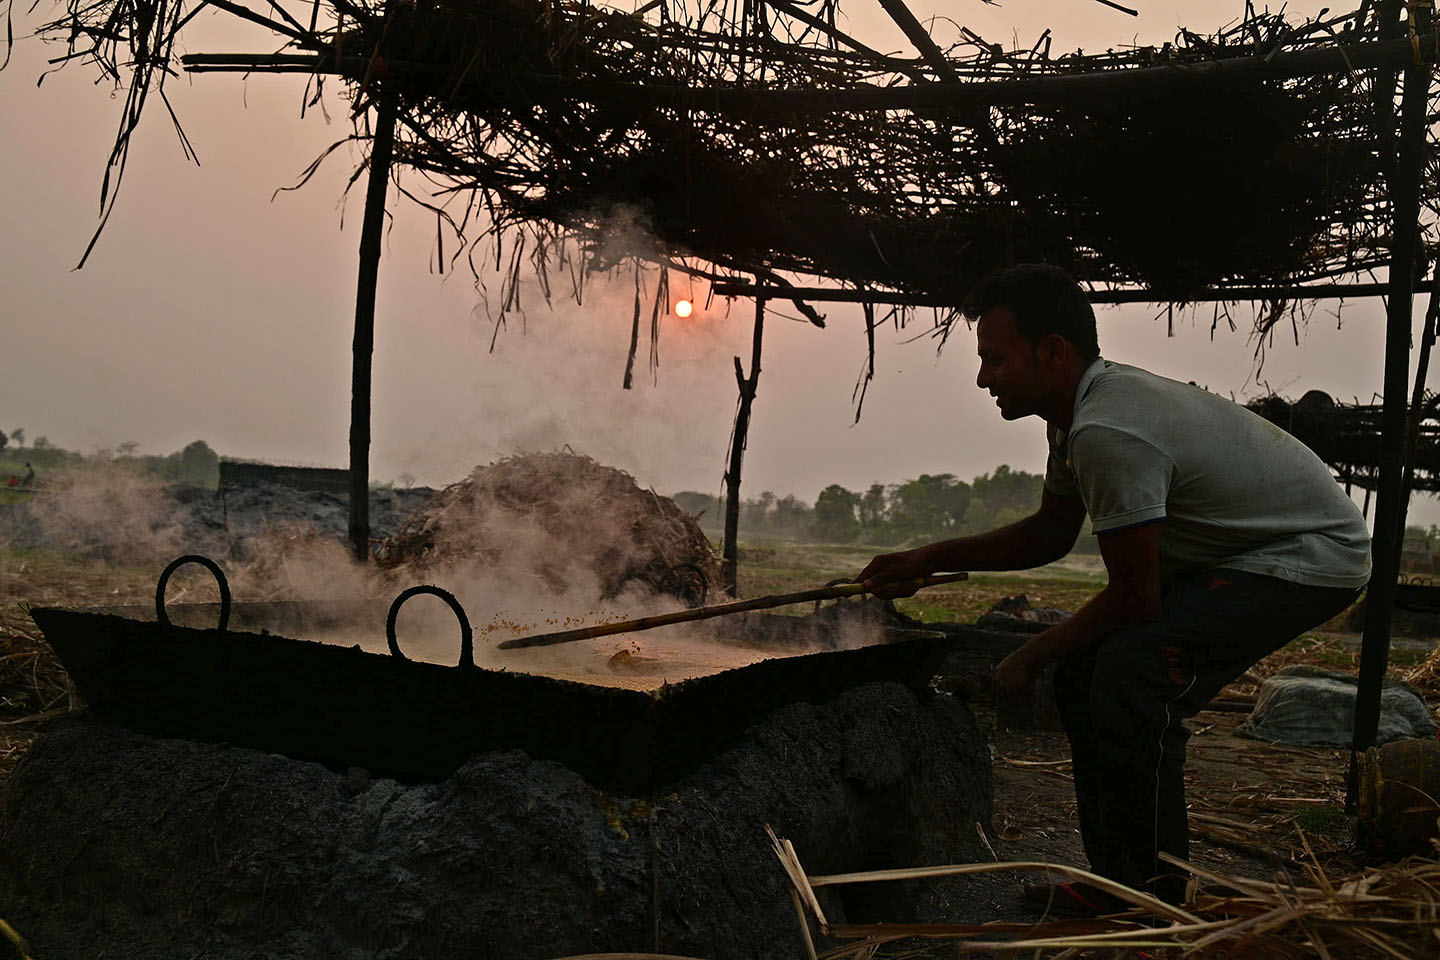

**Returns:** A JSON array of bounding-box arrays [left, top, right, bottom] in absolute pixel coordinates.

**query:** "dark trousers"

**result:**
[[1053, 569, 1361, 903]]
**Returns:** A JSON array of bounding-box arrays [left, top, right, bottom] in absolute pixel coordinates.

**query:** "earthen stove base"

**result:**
[[1, 682, 991, 960]]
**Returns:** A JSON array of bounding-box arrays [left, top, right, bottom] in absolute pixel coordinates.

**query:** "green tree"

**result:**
[[858, 482, 887, 531], [888, 473, 971, 542], [772, 494, 811, 536], [813, 484, 860, 543], [969, 464, 1042, 523], [741, 491, 777, 530], [180, 440, 220, 489]]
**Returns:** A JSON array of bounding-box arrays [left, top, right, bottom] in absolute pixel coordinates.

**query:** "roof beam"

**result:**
[[708, 278, 1438, 306], [181, 36, 1435, 113]]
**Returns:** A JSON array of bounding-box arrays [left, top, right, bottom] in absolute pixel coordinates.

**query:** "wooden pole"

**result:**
[[348, 88, 399, 563], [497, 572, 968, 649], [722, 296, 765, 597], [1395, 270, 1440, 536], [1351, 2, 1431, 774]]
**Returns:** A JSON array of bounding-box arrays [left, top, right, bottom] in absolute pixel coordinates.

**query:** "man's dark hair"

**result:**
[[961, 264, 1100, 361]]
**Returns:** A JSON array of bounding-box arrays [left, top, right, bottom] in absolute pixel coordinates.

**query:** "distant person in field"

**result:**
[[858, 264, 1370, 910], [22, 462, 34, 487]]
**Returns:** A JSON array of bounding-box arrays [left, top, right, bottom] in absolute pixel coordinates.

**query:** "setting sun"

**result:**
[[674, 299, 693, 318]]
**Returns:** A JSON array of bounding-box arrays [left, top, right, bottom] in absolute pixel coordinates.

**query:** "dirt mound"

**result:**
[[375, 451, 722, 604]]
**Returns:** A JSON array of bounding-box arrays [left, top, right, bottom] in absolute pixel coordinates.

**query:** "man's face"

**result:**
[[975, 306, 1052, 421]]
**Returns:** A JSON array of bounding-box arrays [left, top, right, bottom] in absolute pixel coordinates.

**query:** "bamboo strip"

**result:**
[[0, 919, 34, 960], [803, 860, 1198, 925], [548, 955, 712, 960], [766, 826, 829, 928], [789, 889, 818, 960], [498, 573, 967, 649], [820, 918, 1171, 938]]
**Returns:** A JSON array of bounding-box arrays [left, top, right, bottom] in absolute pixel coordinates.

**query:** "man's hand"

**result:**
[[857, 547, 934, 599], [989, 522, 1163, 704], [994, 645, 1042, 701]]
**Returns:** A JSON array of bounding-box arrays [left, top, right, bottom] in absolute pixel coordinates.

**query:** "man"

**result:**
[[859, 264, 1369, 908]]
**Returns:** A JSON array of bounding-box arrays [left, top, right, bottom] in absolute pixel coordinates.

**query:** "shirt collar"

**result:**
[[1074, 356, 1107, 410]]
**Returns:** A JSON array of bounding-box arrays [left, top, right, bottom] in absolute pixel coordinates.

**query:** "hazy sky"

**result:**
[[4, 1, 1437, 524]]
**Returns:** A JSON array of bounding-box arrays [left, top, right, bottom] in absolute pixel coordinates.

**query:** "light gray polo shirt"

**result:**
[[1043, 359, 1371, 589]]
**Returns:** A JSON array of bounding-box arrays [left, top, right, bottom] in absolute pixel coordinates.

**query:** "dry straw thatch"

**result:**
[[18, 1, 1437, 312], [374, 450, 721, 602], [771, 826, 1440, 959]]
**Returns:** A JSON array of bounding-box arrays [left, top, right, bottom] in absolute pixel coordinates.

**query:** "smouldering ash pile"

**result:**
[[0, 466, 433, 566]]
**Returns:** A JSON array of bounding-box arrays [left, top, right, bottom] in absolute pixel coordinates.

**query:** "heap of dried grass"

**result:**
[[772, 827, 1440, 959], [0, 625, 71, 728], [375, 451, 721, 603], [0, 617, 73, 782], [1403, 649, 1440, 704]]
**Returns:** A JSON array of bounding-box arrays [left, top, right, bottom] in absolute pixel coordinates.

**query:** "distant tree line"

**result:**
[[0, 435, 220, 490], [674, 465, 1096, 548]]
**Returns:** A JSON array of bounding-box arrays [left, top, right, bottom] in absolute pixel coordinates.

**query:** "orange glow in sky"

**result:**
[[674, 300, 693, 318]]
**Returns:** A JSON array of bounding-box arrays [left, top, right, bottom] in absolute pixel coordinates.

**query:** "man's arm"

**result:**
[[858, 488, 1087, 595], [993, 519, 1163, 699]]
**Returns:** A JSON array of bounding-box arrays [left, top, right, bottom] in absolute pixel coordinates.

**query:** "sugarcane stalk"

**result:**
[[496, 572, 968, 650]]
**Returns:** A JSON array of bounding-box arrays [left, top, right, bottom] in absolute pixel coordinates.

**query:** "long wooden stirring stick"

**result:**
[[496, 572, 968, 650]]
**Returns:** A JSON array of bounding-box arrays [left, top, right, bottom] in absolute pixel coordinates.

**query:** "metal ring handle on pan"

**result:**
[[815, 578, 857, 614], [386, 585, 475, 669], [155, 554, 232, 631]]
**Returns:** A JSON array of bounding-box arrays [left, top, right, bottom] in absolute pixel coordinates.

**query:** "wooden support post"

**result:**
[[1396, 270, 1440, 535], [722, 297, 766, 598], [1351, 2, 1431, 783], [348, 88, 398, 563]]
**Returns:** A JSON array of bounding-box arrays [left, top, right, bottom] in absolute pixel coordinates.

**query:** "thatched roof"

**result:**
[[19, 1, 1440, 308]]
